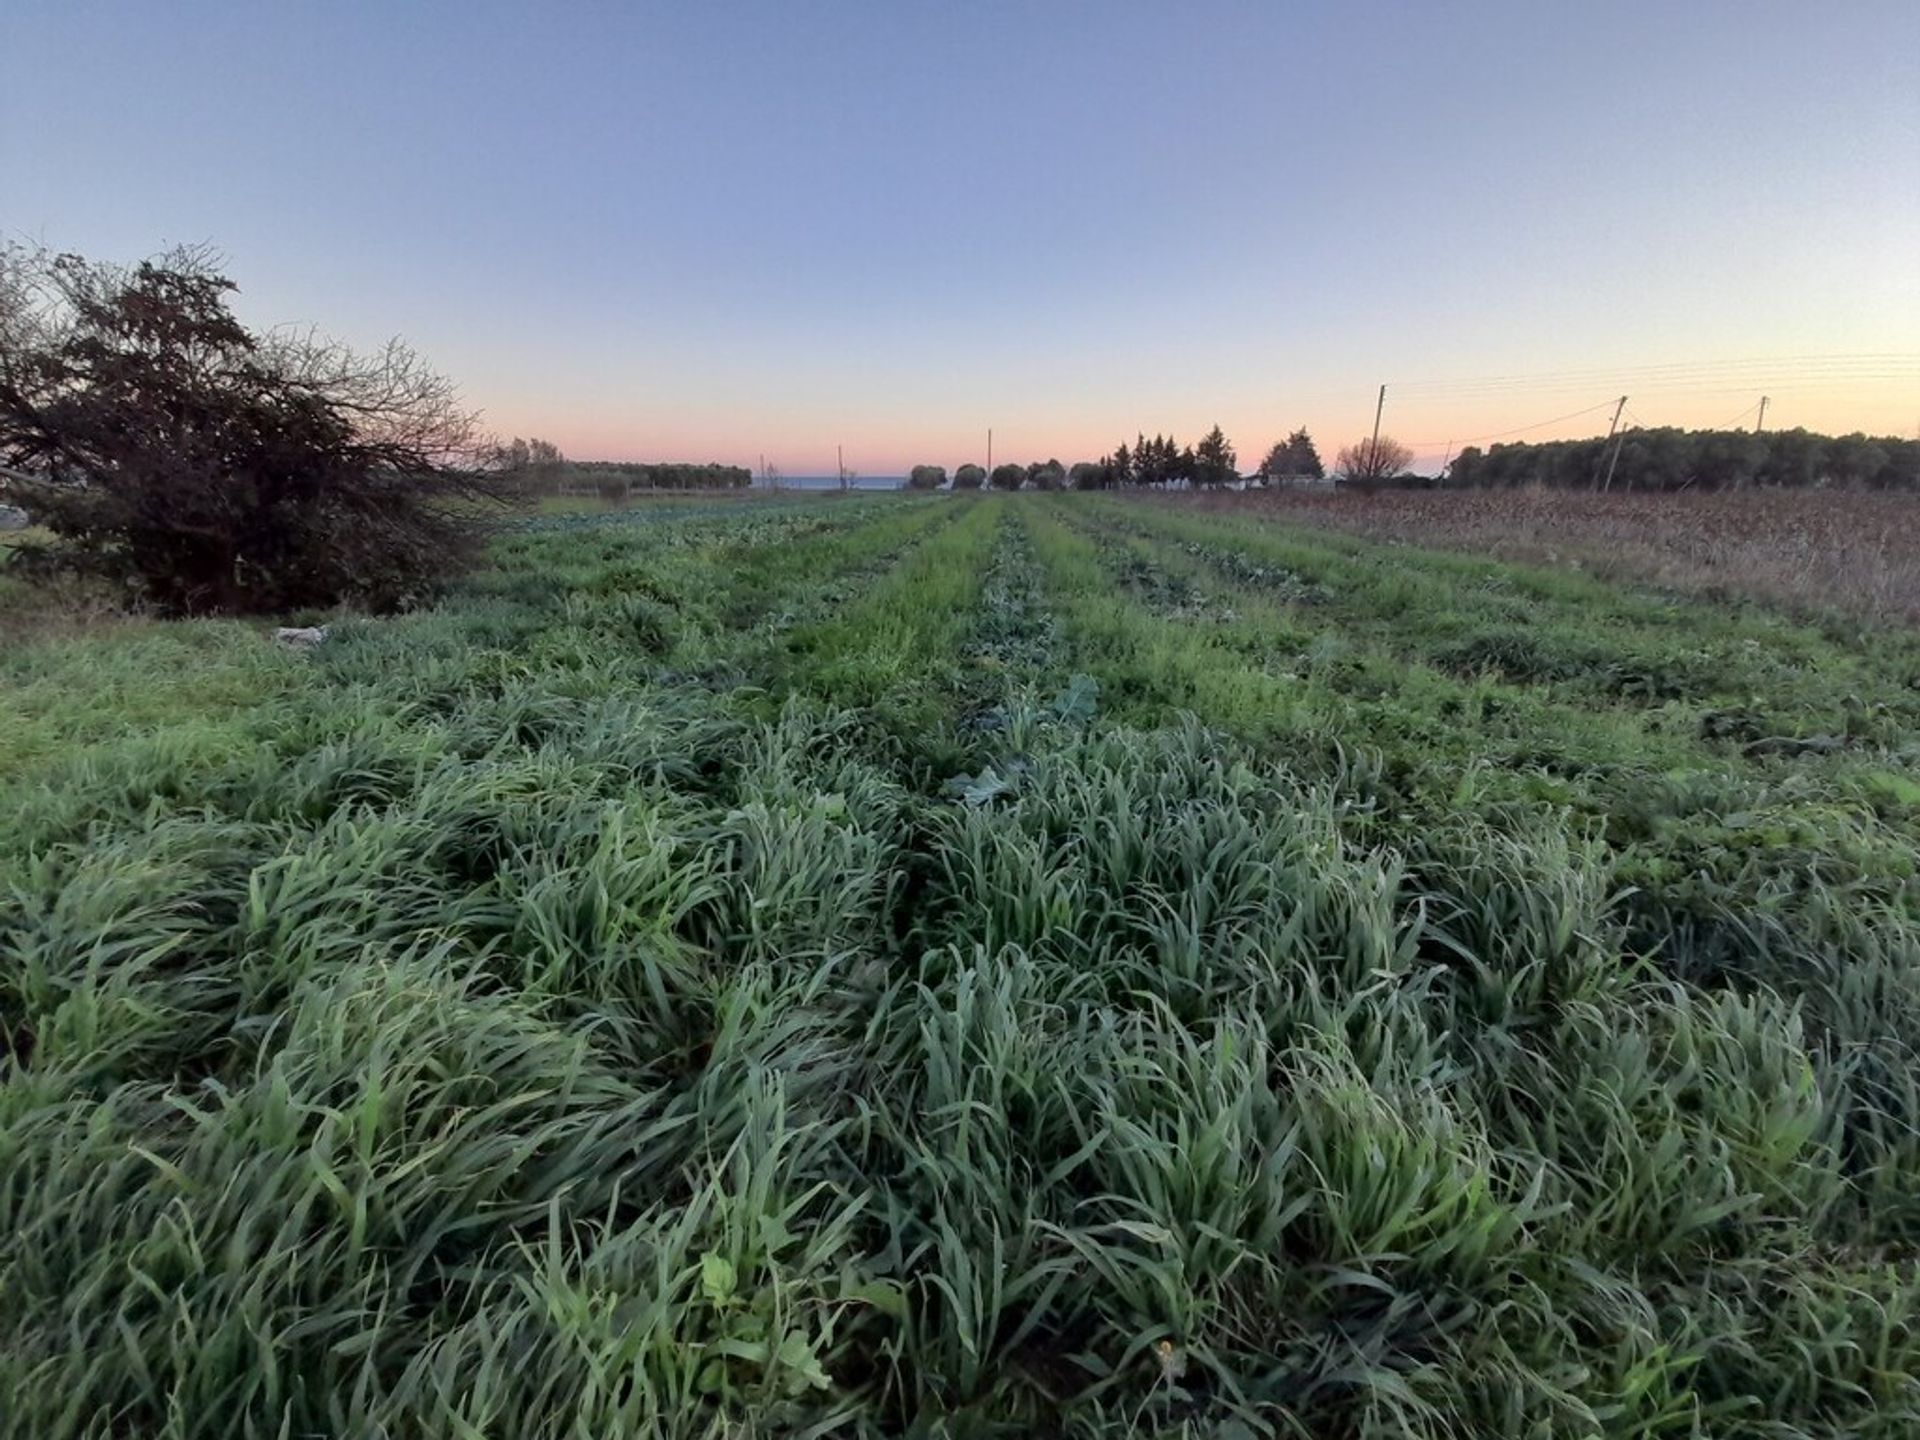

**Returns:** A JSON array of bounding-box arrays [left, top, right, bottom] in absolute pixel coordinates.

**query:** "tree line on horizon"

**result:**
[[913, 421, 1920, 494], [1449, 426, 1920, 492], [907, 426, 1344, 491], [499, 439, 751, 494]]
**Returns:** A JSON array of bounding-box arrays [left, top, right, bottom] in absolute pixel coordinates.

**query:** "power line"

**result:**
[[1391, 376, 1920, 407], [1403, 397, 1621, 451], [1388, 352, 1920, 395], [1388, 367, 1920, 407], [1707, 399, 1764, 430]]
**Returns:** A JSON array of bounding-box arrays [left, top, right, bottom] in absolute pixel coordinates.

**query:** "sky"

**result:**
[[5, 1, 1918, 474]]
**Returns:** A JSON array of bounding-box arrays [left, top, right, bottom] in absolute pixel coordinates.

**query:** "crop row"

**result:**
[[5, 494, 1920, 1436]]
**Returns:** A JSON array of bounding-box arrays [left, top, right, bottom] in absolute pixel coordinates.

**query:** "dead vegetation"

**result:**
[[1173, 486, 1920, 625]]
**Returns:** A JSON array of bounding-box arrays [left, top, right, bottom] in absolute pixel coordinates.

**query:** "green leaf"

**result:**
[[757, 1214, 795, 1254], [777, 1331, 831, 1392], [843, 1278, 907, 1319], [700, 1252, 736, 1305], [1049, 672, 1101, 724]]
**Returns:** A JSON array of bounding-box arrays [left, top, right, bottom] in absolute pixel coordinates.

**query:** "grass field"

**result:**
[[5, 492, 1920, 1437]]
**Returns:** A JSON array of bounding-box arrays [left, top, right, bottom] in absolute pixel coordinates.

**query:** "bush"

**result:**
[[907, 464, 946, 491], [1068, 461, 1108, 490], [990, 463, 1026, 491], [953, 464, 986, 490], [0, 244, 518, 615]]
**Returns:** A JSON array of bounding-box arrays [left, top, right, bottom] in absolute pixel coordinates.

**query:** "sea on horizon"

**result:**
[[757, 475, 906, 491]]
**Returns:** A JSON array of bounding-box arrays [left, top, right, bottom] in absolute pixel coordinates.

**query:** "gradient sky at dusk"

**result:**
[[6, 1, 1918, 473]]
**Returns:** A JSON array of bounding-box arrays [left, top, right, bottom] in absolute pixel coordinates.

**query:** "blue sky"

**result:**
[[5, 1, 1918, 471]]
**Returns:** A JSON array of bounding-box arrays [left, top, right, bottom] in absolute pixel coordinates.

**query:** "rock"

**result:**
[[274, 625, 330, 650], [0, 505, 29, 532]]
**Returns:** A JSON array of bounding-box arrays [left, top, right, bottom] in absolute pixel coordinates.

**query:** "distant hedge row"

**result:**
[[564, 461, 752, 493], [1451, 427, 1920, 492]]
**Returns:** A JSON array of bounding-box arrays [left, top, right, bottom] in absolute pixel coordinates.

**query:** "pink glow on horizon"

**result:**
[[481, 385, 1920, 478]]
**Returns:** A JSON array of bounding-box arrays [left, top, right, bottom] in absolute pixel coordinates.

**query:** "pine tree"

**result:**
[[1284, 427, 1324, 479], [1195, 424, 1237, 486]]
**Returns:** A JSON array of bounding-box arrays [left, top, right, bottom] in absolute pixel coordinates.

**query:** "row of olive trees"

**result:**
[[563, 460, 751, 496], [905, 459, 1074, 491], [499, 442, 750, 496], [1447, 427, 1920, 491]]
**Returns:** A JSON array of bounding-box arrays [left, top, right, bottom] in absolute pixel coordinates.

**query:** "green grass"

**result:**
[[4, 493, 1920, 1437]]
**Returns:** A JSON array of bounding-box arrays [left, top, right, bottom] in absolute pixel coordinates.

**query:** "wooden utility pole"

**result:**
[[1593, 395, 1628, 490], [1367, 384, 1386, 474], [986, 428, 993, 475], [838, 443, 845, 491], [1599, 395, 1631, 492], [1755, 396, 1769, 433]]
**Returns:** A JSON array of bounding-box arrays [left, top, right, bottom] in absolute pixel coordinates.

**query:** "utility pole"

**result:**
[[1367, 384, 1386, 475], [1594, 395, 1628, 490], [1439, 441, 1454, 486], [1755, 396, 1769, 433], [986, 428, 993, 476], [837, 443, 845, 492], [1599, 395, 1631, 492]]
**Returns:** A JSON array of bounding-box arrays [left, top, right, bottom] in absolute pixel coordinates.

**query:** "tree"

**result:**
[[1256, 429, 1323, 485], [1194, 425, 1237, 486], [1284, 428, 1324, 479], [1255, 441, 1288, 485], [1109, 440, 1133, 487], [0, 244, 515, 614], [1133, 433, 1180, 487], [1025, 458, 1066, 491], [989, 462, 1025, 490], [1828, 433, 1891, 488], [953, 463, 985, 490], [496, 436, 565, 493], [1334, 435, 1414, 485], [1174, 444, 1198, 487], [907, 464, 946, 490], [1763, 429, 1826, 489], [1068, 460, 1107, 490]]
